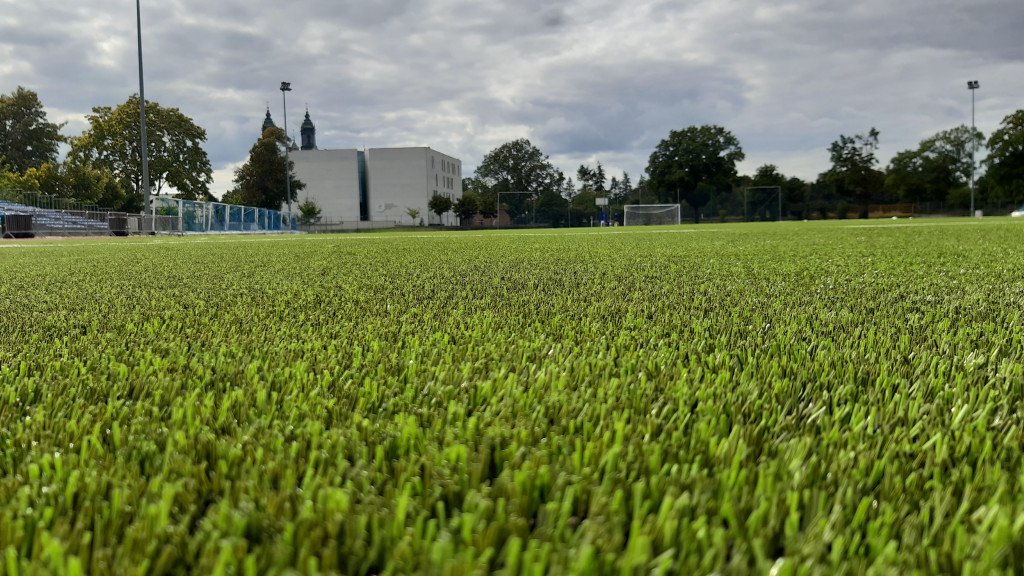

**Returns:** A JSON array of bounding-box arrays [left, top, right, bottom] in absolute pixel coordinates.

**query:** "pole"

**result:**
[[968, 80, 979, 217], [135, 0, 152, 233], [778, 187, 782, 222], [281, 82, 293, 220]]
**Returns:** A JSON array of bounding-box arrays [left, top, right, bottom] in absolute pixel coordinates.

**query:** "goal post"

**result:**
[[623, 204, 681, 226], [743, 186, 782, 222]]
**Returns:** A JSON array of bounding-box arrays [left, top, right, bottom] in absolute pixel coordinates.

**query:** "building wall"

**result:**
[[288, 146, 463, 226], [366, 147, 463, 226], [289, 149, 361, 223]]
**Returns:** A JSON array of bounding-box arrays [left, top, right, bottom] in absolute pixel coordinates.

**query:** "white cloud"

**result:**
[[1, 0, 1021, 190]]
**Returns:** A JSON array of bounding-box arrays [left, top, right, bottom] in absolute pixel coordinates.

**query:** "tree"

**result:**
[[576, 162, 607, 194], [645, 125, 745, 222], [462, 176, 496, 218], [608, 171, 632, 204], [570, 188, 599, 223], [452, 191, 480, 224], [0, 161, 128, 209], [819, 128, 884, 216], [885, 125, 983, 205], [69, 95, 213, 205], [0, 87, 65, 173], [983, 109, 1024, 206], [225, 127, 303, 211], [474, 138, 566, 220], [297, 198, 322, 225], [743, 164, 808, 220], [428, 194, 453, 225], [405, 207, 421, 225]]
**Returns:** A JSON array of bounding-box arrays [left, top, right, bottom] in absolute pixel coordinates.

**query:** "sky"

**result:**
[[2, 0, 1022, 197]]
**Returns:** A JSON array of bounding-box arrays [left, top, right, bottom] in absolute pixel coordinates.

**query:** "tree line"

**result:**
[[453, 117, 1024, 225], [0, 86, 302, 214], [3, 85, 1023, 220]]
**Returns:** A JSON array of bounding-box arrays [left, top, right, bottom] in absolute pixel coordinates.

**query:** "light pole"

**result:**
[[135, 0, 152, 232], [968, 80, 979, 217], [280, 81, 293, 221]]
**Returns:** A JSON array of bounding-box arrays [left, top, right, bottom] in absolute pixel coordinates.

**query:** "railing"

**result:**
[[0, 190, 298, 238], [152, 197, 297, 233]]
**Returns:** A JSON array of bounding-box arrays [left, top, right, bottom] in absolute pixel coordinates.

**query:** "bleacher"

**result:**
[[0, 199, 111, 235]]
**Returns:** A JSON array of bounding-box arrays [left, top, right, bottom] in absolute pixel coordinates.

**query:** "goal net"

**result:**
[[623, 204, 681, 226]]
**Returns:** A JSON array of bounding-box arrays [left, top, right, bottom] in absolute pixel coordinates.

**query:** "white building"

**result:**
[[264, 110, 462, 226]]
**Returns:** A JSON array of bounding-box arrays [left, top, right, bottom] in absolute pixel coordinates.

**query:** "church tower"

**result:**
[[300, 108, 317, 151], [262, 108, 276, 135]]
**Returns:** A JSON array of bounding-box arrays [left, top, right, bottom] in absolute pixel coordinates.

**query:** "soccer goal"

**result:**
[[623, 204, 681, 226]]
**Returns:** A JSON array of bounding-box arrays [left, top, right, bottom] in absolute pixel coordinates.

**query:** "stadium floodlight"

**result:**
[[623, 204, 680, 226], [135, 0, 153, 233], [968, 80, 979, 217], [278, 79, 290, 215]]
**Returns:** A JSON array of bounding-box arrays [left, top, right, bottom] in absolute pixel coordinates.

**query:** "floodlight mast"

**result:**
[[968, 80, 979, 217], [135, 0, 153, 233], [281, 82, 293, 221]]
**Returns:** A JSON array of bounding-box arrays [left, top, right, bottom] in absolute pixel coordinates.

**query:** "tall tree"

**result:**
[[819, 128, 884, 216], [0, 87, 65, 173], [427, 194, 453, 224], [69, 95, 213, 205], [453, 190, 480, 223], [576, 162, 607, 194], [474, 138, 566, 219], [645, 125, 745, 222], [224, 127, 303, 211], [463, 176, 497, 218], [983, 109, 1024, 206], [885, 125, 984, 205]]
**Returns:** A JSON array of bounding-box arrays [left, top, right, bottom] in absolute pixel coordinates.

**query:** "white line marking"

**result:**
[[0, 227, 722, 250]]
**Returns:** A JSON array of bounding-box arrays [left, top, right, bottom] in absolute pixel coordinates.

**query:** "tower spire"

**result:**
[[300, 107, 317, 150], [262, 106, 276, 135]]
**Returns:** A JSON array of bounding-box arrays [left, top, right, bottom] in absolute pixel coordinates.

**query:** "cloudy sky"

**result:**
[[2, 0, 1022, 196]]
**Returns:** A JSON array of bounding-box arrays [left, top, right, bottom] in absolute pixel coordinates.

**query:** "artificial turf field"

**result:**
[[1, 219, 1023, 574]]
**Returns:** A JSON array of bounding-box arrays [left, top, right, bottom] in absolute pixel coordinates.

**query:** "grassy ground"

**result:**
[[1, 219, 1023, 574]]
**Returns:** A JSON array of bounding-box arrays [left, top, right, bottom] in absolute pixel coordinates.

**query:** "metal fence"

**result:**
[[0, 190, 297, 238], [152, 197, 296, 234]]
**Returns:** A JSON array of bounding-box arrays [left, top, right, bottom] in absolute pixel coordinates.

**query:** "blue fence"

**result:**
[[153, 198, 297, 233]]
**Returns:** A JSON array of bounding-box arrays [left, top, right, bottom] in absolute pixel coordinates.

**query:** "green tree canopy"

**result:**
[[297, 198, 322, 225], [462, 176, 496, 218], [452, 190, 480, 222], [607, 171, 632, 204], [427, 194, 453, 224], [0, 87, 65, 173], [645, 125, 745, 222], [983, 109, 1024, 205], [885, 125, 984, 204], [69, 95, 213, 205], [819, 128, 884, 214], [474, 138, 567, 218], [0, 161, 129, 210], [576, 162, 607, 194], [225, 127, 303, 211]]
